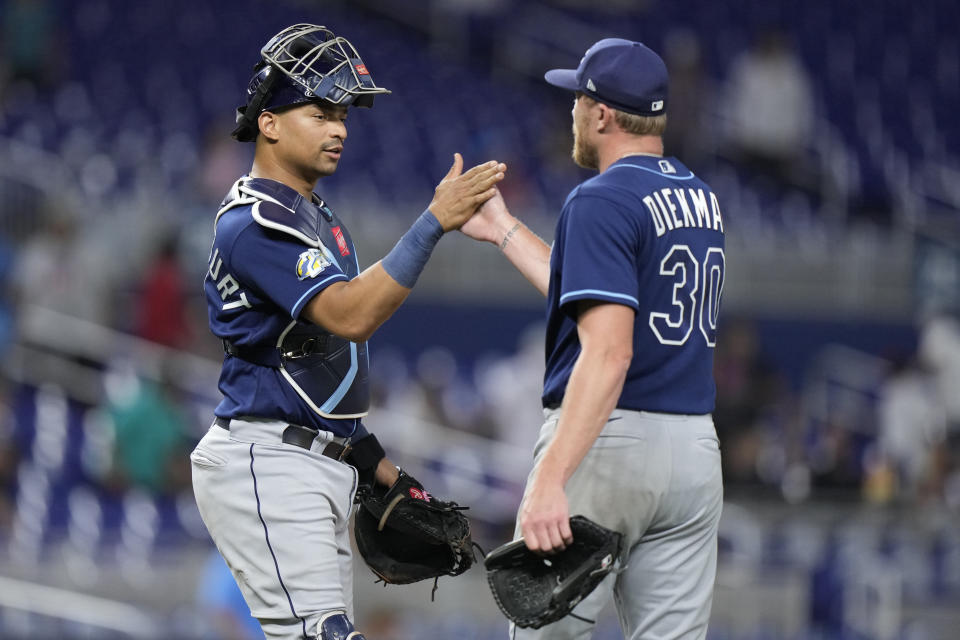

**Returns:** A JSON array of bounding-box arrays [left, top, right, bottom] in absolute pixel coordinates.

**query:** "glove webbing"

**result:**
[[377, 496, 470, 533]]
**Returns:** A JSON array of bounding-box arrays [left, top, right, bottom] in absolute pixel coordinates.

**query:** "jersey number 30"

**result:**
[[649, 245, 725, 347]]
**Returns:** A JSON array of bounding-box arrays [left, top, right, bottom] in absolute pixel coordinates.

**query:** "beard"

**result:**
[[571, 128, 599, 170]]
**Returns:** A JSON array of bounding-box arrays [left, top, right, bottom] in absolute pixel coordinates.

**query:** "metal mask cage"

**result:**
[[261, 23, 390, 106]]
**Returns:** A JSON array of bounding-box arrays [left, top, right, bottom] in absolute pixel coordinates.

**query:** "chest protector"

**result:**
[[219, 179, 369, 419]]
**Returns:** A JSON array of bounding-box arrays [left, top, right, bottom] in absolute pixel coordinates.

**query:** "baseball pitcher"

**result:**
[[462, 38, 726, 639]]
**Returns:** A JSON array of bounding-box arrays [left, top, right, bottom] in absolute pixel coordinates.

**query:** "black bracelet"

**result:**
[[346, 433, 385, 471], [500, 222, 522, 250]]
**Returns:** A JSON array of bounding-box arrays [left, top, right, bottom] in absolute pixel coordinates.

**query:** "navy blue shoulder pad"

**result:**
[[251, 201, 321, 248]]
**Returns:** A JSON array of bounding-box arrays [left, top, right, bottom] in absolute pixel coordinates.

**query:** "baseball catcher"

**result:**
[[484, 516, 623, 629], [354, 470, 475, 594], [190, 21, 503, 640]]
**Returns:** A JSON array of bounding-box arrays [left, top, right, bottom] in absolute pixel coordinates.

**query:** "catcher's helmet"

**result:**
[[232, 23, 390, 142]]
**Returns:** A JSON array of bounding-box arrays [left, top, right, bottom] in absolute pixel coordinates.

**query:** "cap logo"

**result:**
[[586, 78, 597, 92], [651, 100, 664, 111]]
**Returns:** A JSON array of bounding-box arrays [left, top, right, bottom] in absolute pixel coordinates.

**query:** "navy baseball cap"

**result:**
[[545, 38, 668, 117]]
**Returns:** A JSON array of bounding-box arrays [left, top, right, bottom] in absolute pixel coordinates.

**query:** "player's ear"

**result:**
[[258, 111, 281, 142], [595, 103, 613, 133]]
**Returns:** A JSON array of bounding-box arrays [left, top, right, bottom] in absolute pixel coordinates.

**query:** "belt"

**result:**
[[214, 417, 351, 461]]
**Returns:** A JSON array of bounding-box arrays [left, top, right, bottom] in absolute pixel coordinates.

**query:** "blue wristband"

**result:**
[[381, 210, 444, 288]]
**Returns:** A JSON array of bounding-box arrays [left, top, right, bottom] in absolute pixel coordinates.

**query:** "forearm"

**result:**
[[304, 211, 443, 340], [535, 342, 630, 486], [374, 456, 401, 486], [498, 220, 551, 297], [303, 263, 411, 341]]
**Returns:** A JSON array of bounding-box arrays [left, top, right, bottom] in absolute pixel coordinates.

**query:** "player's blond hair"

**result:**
[[582, 94, 667, 136], [614, 110, 667, 136]]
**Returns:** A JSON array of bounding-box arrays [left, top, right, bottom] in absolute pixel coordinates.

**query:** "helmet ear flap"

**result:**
[[231, 65, 281, 142]]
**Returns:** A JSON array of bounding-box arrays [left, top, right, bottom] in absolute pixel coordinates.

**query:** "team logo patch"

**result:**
[[331, 226, 351, 256], [296, 248, 332, 280], [651, 99, 664, 111], [354, 64, 369, 75]]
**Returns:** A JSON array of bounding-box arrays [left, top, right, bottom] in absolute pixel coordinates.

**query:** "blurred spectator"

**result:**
[[134, 233, 193, 349], [918, 315, 960, 431], [0, 233, 16, 358], [196, 120, 253, 204], [102, 361, 192, 496], [475, 323, 545, 452], [808, 415, 866, 495], [11, 209, 118, 329], [412, 346, 461, 428], [713, 319, 788, 485], [722, 28, 817, 195], [875, 356, 948, 502], [0, 376, 18, 530], [369, 346, 414, 410], [662, 28, 712, 166], [408, 346, 498, 437], [197, 550, 264, 640], [0, 0, 60, 90], [918, 315, 960, 507]]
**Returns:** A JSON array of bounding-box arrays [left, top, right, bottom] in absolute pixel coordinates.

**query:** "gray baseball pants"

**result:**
[[511, 408, 723, 640], [191, 417, 358, 640]]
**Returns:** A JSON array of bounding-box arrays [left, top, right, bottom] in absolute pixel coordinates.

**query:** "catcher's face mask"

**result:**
[[233, 23, 390, 141]]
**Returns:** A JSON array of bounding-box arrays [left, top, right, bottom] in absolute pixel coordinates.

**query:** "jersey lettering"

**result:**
[[216, 274, 240, 298], [674, 188, 695, 227], [651, 192, 673, 231], [208, 248, 252, 311], [644, 188, 724, 237], [649, 244, 725, 347], [649, 245, 698, 345], [223, 294, 252, 310], [661, 188, 682, 228], [208, 248, 223, 279], [690, 189, 710, 228], [643, 195, 666, 236], [699, 248, 725, 346], [709, 192, 724, 232]]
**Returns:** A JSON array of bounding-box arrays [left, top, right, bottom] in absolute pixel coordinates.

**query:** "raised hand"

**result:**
[[460, 187, 517, 245], [428, 153, 506, 232]]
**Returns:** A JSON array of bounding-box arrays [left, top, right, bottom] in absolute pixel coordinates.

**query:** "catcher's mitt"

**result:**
[[354, 471, 475, 589], [484, 515, 623, 629]]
